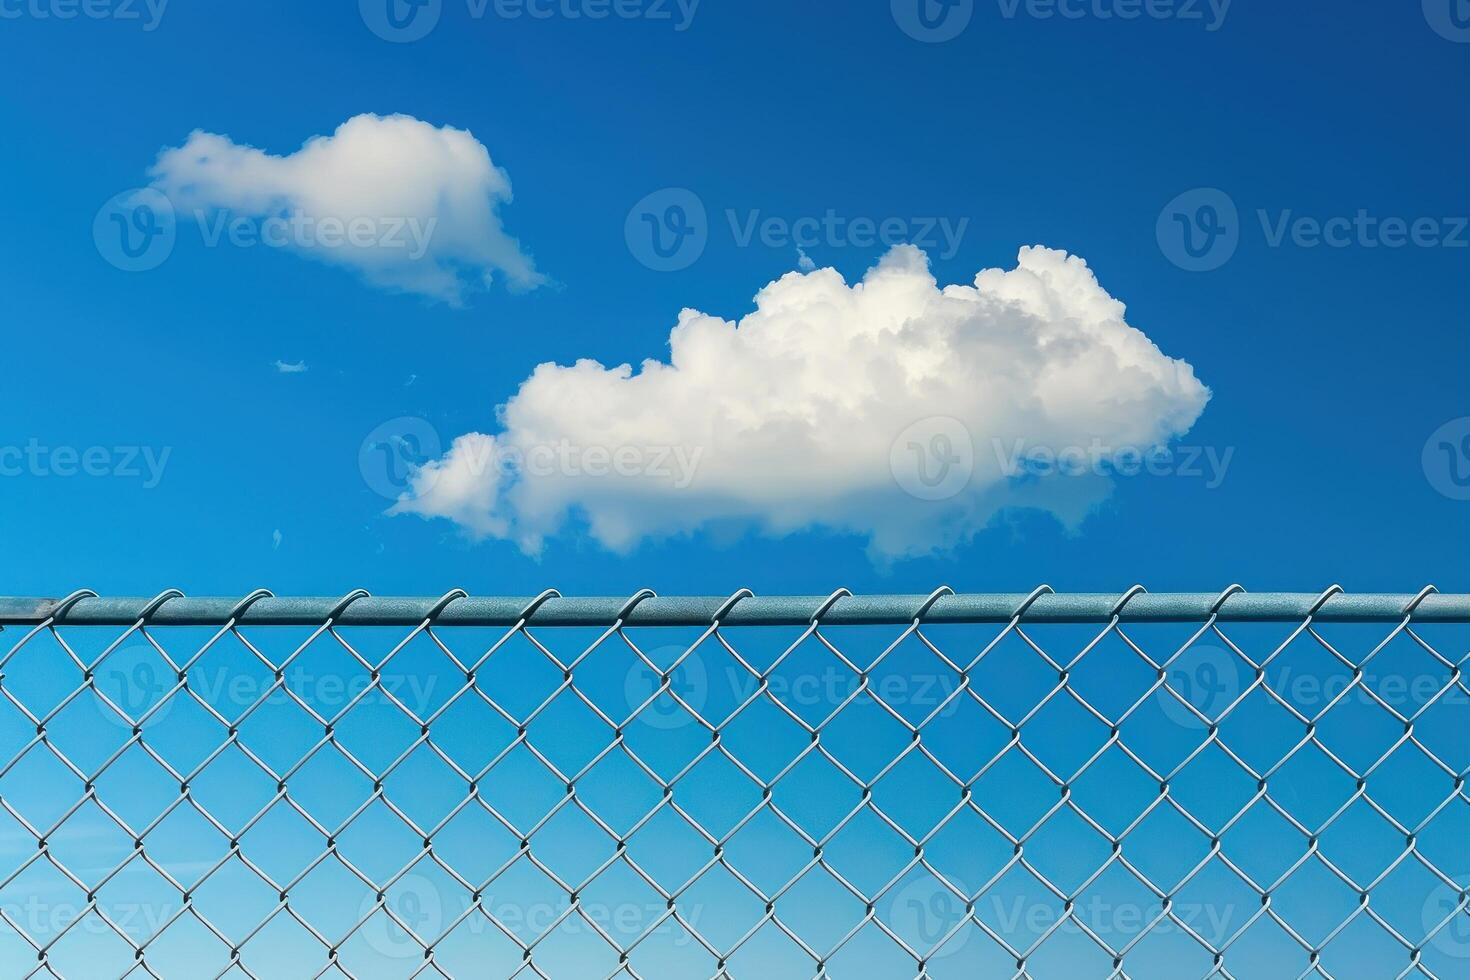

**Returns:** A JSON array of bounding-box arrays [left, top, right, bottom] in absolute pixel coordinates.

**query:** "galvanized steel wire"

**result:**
[[0, 588, 1466, 979]]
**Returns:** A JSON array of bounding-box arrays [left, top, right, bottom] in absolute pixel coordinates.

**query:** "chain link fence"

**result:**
[[0, 589, 1467, 979]]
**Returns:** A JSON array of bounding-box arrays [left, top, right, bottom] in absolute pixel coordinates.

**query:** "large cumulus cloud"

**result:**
[[391, 245, 1210, 558]]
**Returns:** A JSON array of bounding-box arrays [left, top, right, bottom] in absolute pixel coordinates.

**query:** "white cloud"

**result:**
[[273, 359, 308, 374], [390, 246, 1210, 559], [149, 113, 543, 304]]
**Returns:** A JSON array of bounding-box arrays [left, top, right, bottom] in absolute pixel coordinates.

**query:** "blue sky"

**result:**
[[3, 1, 1468, 600]]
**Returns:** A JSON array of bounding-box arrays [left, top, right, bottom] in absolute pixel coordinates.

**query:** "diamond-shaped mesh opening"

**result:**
[[671, 750, 761, 842], [968, 626, 1061, 724], [825, 806, 915, 899], [923, 803, 1014, 895], [1023, 690, 1112, 779], [971, 748, 1061, 837], [2, 592, 1468, 977], [676, 861, 766, 951], [1025, 807, 1112, 896], [718, 694, 809, 783], [871, 749, 961, 839], [723, 807, 815, 897], [1067, 745, 1157, 836], [772, 751, 859, 841], [775, 865, 866, 954]]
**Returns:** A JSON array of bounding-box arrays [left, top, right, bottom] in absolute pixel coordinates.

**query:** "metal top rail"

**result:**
[[1, 588, 1466, 627]]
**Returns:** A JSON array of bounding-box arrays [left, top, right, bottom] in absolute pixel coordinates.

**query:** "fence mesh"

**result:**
[[0, 589, 1467, 979]]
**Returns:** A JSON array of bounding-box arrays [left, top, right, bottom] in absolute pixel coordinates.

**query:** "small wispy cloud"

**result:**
[[274, 360, 309, 374], [149, 113, 544, 304], [796, 247, 817, 273]]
